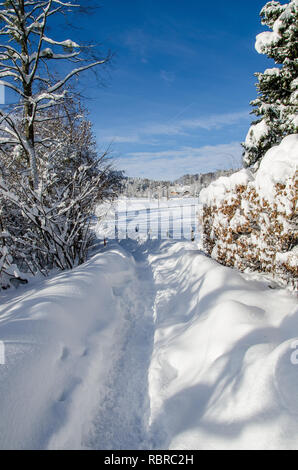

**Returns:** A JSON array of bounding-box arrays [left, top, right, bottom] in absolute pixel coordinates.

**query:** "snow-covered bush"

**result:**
[[0, 166, 107, 273], [0, 97, 122, 287], [0, 242, 27, 290], [0, 194, 29, 288], [242, 0, 298, 168], [0, 125, 121, 281], [199, 135, 298, 289]]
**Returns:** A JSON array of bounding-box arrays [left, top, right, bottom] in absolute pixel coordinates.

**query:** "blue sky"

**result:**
[[83, 0, 272, 180], [81, 0, 269, 179], [5, 0, 275, 180]]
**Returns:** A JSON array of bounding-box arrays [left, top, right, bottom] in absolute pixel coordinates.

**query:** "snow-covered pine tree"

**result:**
[[242, 0, 298, 168]]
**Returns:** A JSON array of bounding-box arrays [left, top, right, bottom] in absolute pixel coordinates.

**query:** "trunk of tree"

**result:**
[[20, 0, 38, 189]]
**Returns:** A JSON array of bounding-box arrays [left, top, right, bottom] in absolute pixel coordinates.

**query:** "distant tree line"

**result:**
[[120, 169, 236, 199]]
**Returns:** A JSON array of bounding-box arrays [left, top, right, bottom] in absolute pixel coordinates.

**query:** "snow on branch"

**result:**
[[0, 0, 111, 189]]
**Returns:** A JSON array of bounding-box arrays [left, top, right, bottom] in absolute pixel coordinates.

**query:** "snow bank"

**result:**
[[199, 135, 298, 289], [0, 245, 138, 449], [148, 241, 298, 450]]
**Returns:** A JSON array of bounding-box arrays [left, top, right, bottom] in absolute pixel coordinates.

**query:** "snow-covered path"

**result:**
[[84, 241, 157, 450], [0, 237, 297, 450]]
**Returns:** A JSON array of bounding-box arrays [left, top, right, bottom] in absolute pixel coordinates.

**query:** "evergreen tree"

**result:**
[[242, 0, 298, 168]]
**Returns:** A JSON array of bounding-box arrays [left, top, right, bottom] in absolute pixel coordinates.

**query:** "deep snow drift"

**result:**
[[148, 241, 298, 450], [0, 243, 154, 450], [0, 233, 297, 449]]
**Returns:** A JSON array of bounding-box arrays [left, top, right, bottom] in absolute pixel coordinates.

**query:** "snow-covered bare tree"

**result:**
[[242, 0, 298, 168], [0, 94, 123, 283], [0, 0, 110, 188], [0, 2, 122, 289]]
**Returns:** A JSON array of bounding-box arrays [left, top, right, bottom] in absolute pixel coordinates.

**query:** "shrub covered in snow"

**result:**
[[0, 98, 122, 289], [199, 135, 298, 289], [0, 244, 26, 290]]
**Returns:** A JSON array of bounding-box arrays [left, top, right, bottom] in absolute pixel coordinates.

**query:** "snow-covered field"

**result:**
[[0, 199, 297, 450], [96, 197, 199, 241]]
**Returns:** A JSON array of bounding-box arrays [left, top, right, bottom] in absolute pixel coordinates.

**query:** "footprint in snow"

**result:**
[[59, 346, 70, 361], [58, 377, 82, 402]]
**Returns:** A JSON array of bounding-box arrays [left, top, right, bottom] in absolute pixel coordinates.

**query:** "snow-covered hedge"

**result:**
[[199, 135, 298, 289]]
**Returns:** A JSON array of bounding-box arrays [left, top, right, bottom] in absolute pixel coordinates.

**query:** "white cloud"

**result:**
[[98, 110, 250, 144], [179, 111, 250, 131], [115, 142, 243, 180], [101, 134, 141, 144]]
